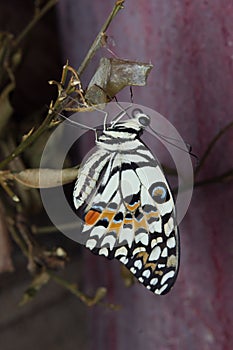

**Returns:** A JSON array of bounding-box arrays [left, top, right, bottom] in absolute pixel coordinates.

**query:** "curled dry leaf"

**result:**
[[85, 57, 153, 104], [12, 168, 79, 188]]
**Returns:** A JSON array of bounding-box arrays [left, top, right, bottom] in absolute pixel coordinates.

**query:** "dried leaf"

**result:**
[[12, 168, 79, 188], [85, 57, 153, 104]]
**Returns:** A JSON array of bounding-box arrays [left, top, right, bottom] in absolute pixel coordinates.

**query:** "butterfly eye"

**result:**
[[132, 109, 150, 127], [138, 115, 150, 127]]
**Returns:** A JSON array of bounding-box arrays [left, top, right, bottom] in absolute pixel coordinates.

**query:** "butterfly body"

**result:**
[[73, 111, 179, 295]]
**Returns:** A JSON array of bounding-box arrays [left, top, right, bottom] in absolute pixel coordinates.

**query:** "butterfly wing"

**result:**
[[73, 140, 179, 295]]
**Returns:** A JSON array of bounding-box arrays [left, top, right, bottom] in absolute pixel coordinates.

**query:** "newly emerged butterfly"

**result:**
[[73, 108, 179, 295]]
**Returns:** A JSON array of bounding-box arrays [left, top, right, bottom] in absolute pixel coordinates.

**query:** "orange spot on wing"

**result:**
[[137, 251, 149, 264], [123, 216, 134, 227], [146, 211, 159, 219], [109, 221, 122, 230], [101, 210, 115, 222], [126, 202, 140, 212], [135, 252, 157, 271], [133, 216, 147, 230], [85, 210, 101, 225], [145, 262, 157, 271]]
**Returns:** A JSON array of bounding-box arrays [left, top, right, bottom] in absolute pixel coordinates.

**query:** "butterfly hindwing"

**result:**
[[74, 133, 179, 295]]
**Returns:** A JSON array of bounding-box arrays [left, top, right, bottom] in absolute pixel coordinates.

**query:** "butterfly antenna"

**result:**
[[148, 125, 198, 162], [130, 86, 134, 103], [56, 110, 96, 131], [110, 102, 133, 127], [60, 93, 110, 132]]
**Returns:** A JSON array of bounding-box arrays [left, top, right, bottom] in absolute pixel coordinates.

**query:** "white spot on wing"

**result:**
[[115, 246, 128, 257], [135, 232, 149, 245], [86, 239, 97, 250], [119, 256, 128, 264], [89, 226, 106, 238], [142, 269, 150, 278], [167, 237, 176, 249], [148, 246, 161, 261], [99, 247, 109, 257], [158, 264, 165, 268], [151, 237, 163, 248], [155, 283, 168, 294], [130, 267, 137, 274], [164, 217, 174, 236], [149, 219, 162, 234], [119, 228, 134, 248], [133, 247, 146, 255], [134, 260, 142, 269], [161, 270, 175, 285], [150, 277, 158, 286], [101, 235, 116, 250], [161, 247, 168, 257], [157, 200, 173, 216]]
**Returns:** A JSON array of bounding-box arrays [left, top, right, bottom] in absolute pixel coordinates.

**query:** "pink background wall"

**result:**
[[58, 1, 233, 349]]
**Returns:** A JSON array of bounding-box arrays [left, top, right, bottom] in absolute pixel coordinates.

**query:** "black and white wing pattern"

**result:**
[[73, 112, 179, 295]]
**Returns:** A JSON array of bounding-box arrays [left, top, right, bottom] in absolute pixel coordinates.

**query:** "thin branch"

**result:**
[[8, 219, 28, 258], [48, 270, 107, 307], [13, 0, 59, 47], [195, 120, 233, 175], [77, 0, 125, 75], [0, 111, 54, 169], [32, 221, 81, 234], [0, 2, 125, 171], [194, 168, 233, 188], [0, 201, 14, 272]]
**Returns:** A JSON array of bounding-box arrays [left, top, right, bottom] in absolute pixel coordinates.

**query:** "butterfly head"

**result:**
[[108, 108, 151, 134]]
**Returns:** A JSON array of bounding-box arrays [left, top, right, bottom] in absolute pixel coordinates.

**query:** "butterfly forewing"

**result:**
[[73, 116, 179, 295]]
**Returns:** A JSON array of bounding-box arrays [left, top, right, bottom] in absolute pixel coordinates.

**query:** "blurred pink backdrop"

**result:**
[[58, 1, 233, 349]]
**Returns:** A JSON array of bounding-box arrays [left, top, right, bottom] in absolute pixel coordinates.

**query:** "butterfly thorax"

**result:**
[[96, 118, 146, 151]]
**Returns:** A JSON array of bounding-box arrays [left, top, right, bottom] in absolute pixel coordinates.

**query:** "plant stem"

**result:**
[[195, 121, 233, 175], [0, 111, 54, 169], [194, 168, 233, 188], [0, 1, 125, 171], [14, 0, 58, 47], [48, 270, 107, 306], [77, 0, 125, 75]]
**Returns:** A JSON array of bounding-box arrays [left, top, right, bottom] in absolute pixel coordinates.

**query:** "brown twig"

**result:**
[[13, 0, 59, 48], [48, 271, 120, 309], [195, 120, 233, 175], [0, 1, 125, 171], [0, 201, 14, 272], [194, 168, 233, 188], [77, 0, 125, 75], [47, 270, 107, 307]]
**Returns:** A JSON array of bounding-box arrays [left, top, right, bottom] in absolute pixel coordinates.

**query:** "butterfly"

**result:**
[[73, 108, 179, 295]]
